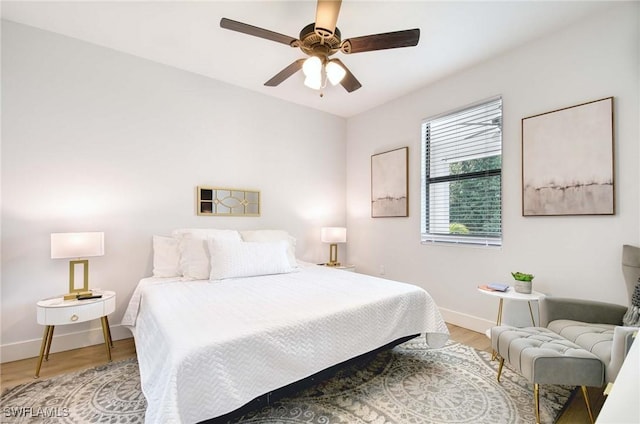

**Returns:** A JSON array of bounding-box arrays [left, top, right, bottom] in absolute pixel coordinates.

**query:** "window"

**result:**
[[421, 97, 502, 246]]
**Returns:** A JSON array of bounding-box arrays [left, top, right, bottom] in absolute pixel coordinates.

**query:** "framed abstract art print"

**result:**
[[521, 97, 614, 216]]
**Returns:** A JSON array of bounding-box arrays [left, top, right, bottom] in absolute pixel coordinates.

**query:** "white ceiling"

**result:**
[[1, 1, 615, 118]]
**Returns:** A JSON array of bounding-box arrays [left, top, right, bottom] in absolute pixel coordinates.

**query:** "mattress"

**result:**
[[122, 263, 449, 423]]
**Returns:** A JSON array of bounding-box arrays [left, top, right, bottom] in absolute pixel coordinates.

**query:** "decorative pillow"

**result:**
[[622, 278, 640, 327], [173, 229, 242, 280], [239, 230, 298, 268], [208, 238, 293, 281], [172, 228, 242, 241], [152, 235, 181, 277]]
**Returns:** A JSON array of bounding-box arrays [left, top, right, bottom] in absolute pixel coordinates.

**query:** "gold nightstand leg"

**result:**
[[35, 326, 53, 378], [100, 316, 112, 361], [104, 316, 114, 348], [44, 325, 54, 361]]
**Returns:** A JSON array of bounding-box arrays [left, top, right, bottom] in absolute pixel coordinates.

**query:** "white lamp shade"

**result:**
[[321, 227, 347, 243], [51, 232, 104, 259]]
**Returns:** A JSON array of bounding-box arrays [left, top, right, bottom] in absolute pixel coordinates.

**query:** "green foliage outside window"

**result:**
[[449, 155, 502, 237]]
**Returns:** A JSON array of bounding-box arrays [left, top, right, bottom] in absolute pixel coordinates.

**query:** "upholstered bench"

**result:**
[[491, 326, 603, 424]]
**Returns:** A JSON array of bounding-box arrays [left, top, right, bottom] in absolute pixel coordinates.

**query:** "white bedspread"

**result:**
[[123, 264, 449, 424]]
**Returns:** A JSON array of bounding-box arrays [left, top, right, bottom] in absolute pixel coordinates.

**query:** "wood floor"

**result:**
[[1, 323, 604, 423]]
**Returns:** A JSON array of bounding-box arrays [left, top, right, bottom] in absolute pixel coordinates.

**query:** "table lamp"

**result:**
[[51, 232, 104, 300], [321, 227, 346, 267]]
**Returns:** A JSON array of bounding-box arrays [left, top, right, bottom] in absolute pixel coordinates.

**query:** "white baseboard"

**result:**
[[0, 325, 133, 363], [440, 307, 494, 335]]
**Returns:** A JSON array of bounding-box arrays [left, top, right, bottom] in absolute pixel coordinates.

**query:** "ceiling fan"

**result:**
[[220, 0, 420, 95]]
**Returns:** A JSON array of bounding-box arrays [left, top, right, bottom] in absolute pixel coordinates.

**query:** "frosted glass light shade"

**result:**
[[303, 56, 322, 77], [321, 227, 347, 243], [51, 232, 104, 259], [303, 56, 323, 89], [304, 75, 322, 90], [326, 60, 346, 86]]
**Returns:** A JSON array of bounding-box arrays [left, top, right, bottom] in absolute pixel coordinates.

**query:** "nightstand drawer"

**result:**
[[37, 295, 116, 325]]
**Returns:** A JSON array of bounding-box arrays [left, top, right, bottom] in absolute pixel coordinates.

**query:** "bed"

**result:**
[[122, 229, 449, 423]]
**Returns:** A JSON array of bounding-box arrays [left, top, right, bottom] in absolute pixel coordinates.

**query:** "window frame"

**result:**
[[420, 97, 503, 247]]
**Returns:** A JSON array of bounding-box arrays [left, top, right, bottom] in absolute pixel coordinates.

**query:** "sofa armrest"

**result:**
[[540, 297, 627, 327], [608, 326, 638, 382]]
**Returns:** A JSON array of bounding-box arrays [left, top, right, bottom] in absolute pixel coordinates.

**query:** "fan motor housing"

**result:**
[[297, 23, 342, 56]]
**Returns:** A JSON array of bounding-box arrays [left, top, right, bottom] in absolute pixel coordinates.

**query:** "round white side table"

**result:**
[[478, 287, 545, 360], [478, 286, 545, 328], [35, 290, 116, 378]]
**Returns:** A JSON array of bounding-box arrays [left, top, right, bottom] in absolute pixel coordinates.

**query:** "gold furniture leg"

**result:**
[[491, 298, 504, 360], [497, 357, 504, 382], [581, 386, 595, 424], [528, 301, 536, 326], [43, 325, 54, 361], [534, 383, 541, 424], [104, 315, 114, 348], [34, 325, 53, 378], [100, 316, 112, 361]]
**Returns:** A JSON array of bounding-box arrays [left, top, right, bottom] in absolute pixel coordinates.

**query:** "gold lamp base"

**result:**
[[63, 259, 93, 300], [63, 291, 93, 300], [326, 243, 341, 267]]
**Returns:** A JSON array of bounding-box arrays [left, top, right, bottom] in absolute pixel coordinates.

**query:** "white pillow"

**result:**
[[208, 239, 293, 280], [173, 229, 242, 280], [152, 235, 180, 277], [239, 230, 298, 268], [172, 228, 242, 240]]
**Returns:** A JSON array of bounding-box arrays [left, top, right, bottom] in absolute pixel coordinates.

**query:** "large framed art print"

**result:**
[[521, 97, 614, 216], [371, 147, 408, 218]]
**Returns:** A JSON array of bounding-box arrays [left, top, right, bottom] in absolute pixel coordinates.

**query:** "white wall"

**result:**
[[346, 3, 640, 332], [2, 3, 639, 363], [1, 21, 346, 362]]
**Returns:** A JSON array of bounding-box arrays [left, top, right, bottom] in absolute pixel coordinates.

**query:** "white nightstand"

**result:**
[[334, 265, 356, 272], [321, 264, 356, 272], [35, 290, 116, 378]]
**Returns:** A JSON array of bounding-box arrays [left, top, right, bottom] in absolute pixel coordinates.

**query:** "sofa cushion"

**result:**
[[547, 319, 615, 381]]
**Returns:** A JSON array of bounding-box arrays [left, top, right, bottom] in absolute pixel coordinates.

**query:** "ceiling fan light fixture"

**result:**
[[325, 60, 346, 85], [304, 74, 322, 90], [302, 56, 322, 77]]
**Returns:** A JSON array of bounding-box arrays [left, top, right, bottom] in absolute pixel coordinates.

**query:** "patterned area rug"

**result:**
[[1, 339, 572, 423]]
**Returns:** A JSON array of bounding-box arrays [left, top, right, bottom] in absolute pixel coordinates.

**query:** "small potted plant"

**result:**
[[511, 272, 534, 294]]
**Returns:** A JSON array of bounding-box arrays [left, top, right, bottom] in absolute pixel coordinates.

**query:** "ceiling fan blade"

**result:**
[[220, 18, 298, 46], [264, 59, 306, 87], [341, 28, 420, 54], [315, 0, 342, 38], [332, 59, 362, 92]]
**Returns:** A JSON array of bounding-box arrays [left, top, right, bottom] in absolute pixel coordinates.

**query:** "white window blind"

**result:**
[[421, 97, 502, 246]]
